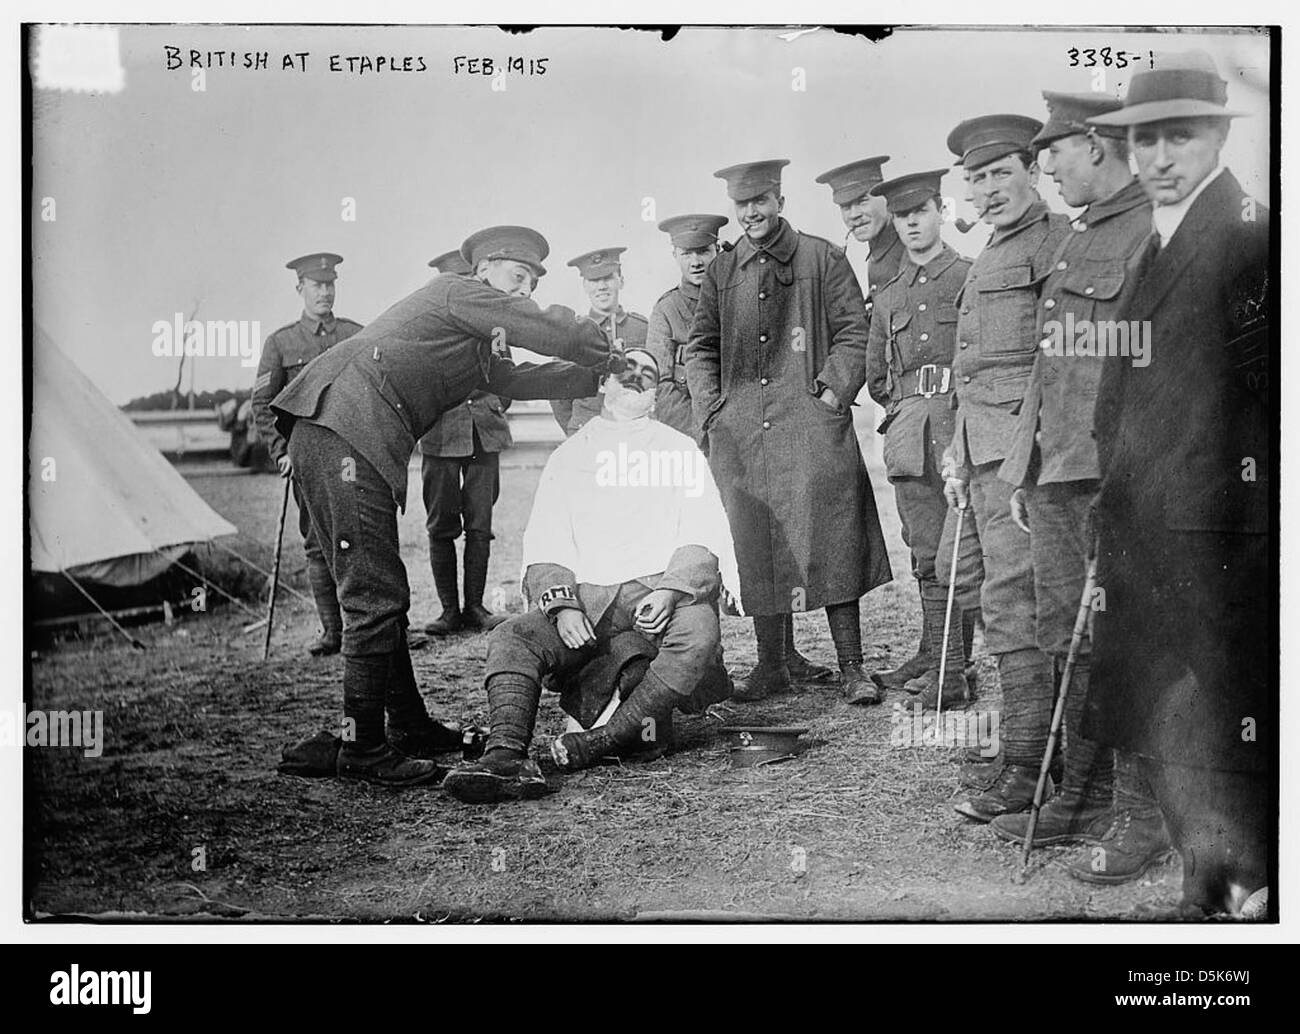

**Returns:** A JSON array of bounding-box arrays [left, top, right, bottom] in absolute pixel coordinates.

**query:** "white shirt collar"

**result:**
[[1152, 165, 1225, 247]]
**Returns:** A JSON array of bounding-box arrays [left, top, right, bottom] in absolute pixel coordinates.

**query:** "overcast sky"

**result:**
[[31, 24, 1270, 404]]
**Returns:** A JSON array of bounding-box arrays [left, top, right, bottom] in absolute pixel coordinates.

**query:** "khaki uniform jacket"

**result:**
[[645, 279, 701, 437], [949, 200, 1072, 470], [999, 178, 1152, 487], [867, 244, 972, 478], [250, 313, 363, 462], [271, 274, 607, 508]]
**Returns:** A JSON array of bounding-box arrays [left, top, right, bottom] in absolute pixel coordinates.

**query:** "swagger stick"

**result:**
[[934, 505, 968, 726], [262, 477, 292, 661], [1015, 551, 1099, 882]]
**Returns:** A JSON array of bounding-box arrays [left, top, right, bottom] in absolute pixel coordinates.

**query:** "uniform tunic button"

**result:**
[[960, 341, 969, 349], [759, 334, 768, 343], [1041, 338, 1053, 351], [962, 376, 972, 384], [1044, 299, 1056, 310], [961, 306, 970, 315], [919, 276, 927, 284], [762, 421, 771, 429], [760, 257, 767, 263], [758, 291, 767, 300], [340, 539, 351, 550], [920, 333, 929, 342], [760, 378, 769, 385], [918, 303, 927, 312], [1084, 286, 1095, 295], [1057, 261, 1068, 271]]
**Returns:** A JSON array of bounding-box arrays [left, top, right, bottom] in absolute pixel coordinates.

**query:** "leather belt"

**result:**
[[894, 363, 952, 401]]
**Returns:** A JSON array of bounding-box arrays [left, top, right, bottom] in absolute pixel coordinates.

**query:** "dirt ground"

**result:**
[[26, 439, 1185, 922]]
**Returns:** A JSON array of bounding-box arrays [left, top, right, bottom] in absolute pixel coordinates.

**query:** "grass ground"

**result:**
[[26, 440, 1184, 922]]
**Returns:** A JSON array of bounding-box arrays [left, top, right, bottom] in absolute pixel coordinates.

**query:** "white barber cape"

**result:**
[[520, 413, 743, 614]]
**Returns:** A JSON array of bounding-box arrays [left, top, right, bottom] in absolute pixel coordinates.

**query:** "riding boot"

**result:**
[[461, 532, 506, 631], [424, 538, 462, 635], [872, 585, 933, 691], [732, 615, 791, 702]]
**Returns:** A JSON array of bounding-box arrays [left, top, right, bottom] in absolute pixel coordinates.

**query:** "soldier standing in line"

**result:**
[[864, 170, 984, 707], [935, 117, 1073, 822], [550, 248, 648, 437], [419, 249, 517, 636], [988, 93, 1166, 872], [250, 252, 363, 656]]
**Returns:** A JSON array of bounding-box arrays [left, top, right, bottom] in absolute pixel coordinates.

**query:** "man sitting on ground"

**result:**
[[443, 348, 740, 803]]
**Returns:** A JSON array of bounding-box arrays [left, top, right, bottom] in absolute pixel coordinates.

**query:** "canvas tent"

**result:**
[[29, 329, 237, 588]]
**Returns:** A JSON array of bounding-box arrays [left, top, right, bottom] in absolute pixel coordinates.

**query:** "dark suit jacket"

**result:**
[[271, 274, 607, 508], [1085, 168, 1271, 774]]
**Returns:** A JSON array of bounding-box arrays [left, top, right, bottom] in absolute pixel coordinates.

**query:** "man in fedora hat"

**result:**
[[687, 158, 892, 706], [938, 115, 1073, 823], [251, 252, 364, 656], [864, 169, 983, 709], [1080, 51, 1272, 917], [418, 250, 516, 637], [271, 226, 613, 788], [989, 91, 1165, 869], [550, 247, 648, 437]]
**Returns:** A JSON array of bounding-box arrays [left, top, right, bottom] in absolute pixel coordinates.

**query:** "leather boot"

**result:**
[[841, 662, 882, 705], [989, 656, 1112, 843], [443, 673, 547, 803], [1067, 750, 1173, 884], [872, 585, 933, 691], [306, 556, 342, 656], [385, 629, 463, 758], [337, 652, 444, 787], [954, 763, 1049, 823], [462, 532, 505, 631], [904, 596, 969, 708], [733, 616, 791, 702], [784, 613, 832, 682], [551, 670, 680, 771], [424, 538, 462, 635]]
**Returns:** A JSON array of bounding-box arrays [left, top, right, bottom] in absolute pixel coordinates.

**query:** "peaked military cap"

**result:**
[[815, 156, 891, 205], [286, 252, 343, 282], [460, 226, 549, 278], [946, 114, 1043, 170], [1088, 49, 1248, 126], [870, 169, 948, 215], [657, 214, 729, 249], [428, 249, 473, 274], [713, 159, 790, 201], [1032, 91, 1126, 148], [567, 247, 626, 280]]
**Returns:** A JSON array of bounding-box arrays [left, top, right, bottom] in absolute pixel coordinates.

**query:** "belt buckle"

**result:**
[[918, 363, 938, 398]]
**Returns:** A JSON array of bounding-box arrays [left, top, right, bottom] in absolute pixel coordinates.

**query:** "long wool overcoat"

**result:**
[[686, 218, 891, 615]]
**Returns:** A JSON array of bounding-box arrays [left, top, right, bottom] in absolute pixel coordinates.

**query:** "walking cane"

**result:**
[[1014, 549, 1099, 882], [934, 505, 968, 726], [262, 476, 292, 661]]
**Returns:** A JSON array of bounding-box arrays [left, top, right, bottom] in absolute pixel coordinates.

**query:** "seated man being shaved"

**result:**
[[443, 348, 739, 804]]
